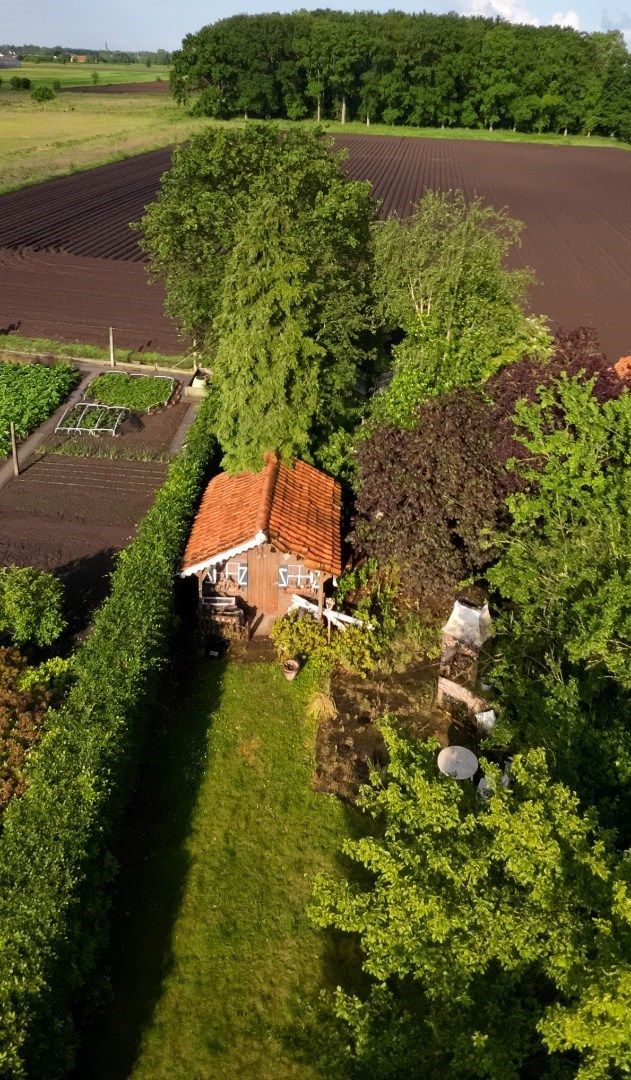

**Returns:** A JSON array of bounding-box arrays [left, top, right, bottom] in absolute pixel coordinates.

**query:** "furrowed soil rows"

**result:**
[[0, 455, 168, 629], [0, 135, 629, 358]]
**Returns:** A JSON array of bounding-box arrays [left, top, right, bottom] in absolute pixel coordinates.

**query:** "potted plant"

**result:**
[[282, 658, 300, 681]]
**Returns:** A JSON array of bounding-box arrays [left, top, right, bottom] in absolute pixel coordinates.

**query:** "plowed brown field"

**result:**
[[0, 135, 629, 358]]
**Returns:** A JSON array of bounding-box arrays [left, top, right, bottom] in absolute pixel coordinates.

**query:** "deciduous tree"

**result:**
[[310, 723, 631, 1079]]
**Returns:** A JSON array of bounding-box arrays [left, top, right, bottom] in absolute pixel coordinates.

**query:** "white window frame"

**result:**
[[277, 563, 320, 589], [223, 561, 248, 587]]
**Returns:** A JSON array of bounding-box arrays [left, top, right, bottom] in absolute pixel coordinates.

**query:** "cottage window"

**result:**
[[277, 563, 318, 589], [224, 561, 248, 586]]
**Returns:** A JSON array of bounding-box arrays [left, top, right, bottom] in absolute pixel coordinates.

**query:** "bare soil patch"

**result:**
[[0, 248, 181, 354], [46, 400, 191, 459], [0, 136, 629, 359], [315, 658, 451, 801], [66, 81, 170, 94], [0, 455, 167, 630]]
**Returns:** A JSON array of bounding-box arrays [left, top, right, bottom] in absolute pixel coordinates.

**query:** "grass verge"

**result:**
[[76, 659, 359, 1080], [0, 335, 191, 370]]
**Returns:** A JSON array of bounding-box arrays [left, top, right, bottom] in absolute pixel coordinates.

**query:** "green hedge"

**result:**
[[0, 397, 217, 1078]]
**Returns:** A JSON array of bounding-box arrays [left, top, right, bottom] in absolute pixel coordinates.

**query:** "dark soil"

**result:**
[[315, 658, 451, 801], [66, 81, 171, 94], [0, 136, 629, 358], [47, 399, 192, 458], [0, 455, 167, 631], [0, 248, 182, 354]]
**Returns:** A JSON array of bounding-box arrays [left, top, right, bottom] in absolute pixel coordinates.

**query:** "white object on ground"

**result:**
[[437, 745, 479, 780], [475, 709, 496, 732], [442, 601, 492, 649], [290, 593, 372, 629]]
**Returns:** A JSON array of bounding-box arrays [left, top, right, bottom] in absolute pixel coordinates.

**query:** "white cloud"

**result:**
[[602, 7, 631, 47], [463, 0, 540, 25], [551, 9, 581, 28]]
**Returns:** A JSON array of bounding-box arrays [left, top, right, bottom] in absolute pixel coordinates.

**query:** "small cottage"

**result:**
[[180, 453, 343, 636]]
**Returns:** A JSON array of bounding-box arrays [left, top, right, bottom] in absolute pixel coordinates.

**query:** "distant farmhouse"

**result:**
[[0, 51, 20, 68], [71, 55, 87, 63]]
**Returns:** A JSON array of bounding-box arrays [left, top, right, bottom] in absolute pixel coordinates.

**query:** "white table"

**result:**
[[437, 745, 479, 780]]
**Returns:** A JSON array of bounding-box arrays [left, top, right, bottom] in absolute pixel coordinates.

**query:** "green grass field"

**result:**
[[0, 90, 207, 193], [76, 659, 359, 1080], [318, 118, 629, 150], [1, 61, 170, 88]]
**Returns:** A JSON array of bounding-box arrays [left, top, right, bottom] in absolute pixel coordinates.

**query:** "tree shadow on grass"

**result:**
[[73, 641, 227, 1080]]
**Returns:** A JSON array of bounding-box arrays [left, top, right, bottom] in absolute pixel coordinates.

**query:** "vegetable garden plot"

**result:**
[[85, 372, 176, 411], [55, 402, 128, 436], [0, 360, 79, 457]]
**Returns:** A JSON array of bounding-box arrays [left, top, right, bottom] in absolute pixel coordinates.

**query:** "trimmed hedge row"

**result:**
[[0, 397, 217, 1078]]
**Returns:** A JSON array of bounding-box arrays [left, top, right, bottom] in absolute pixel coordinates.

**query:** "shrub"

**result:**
[[10, 75, 21, 90], [0, 648, 50, 816], [31, 85, 55, 103], [270, 610, 328, 664], [0, 397, 218, 1076], [52, 80, 61, 92], [0, 567, 65, 648]]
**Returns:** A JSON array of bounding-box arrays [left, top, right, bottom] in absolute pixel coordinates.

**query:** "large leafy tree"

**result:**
[[371, 192, 551, 427], [488, 375, 631, 688], [310, 723, 631, 1080], [486, 376, 631, 839], [353, 388, 517, 611], [211, 184, 373, 471], [138, 124, 373, 354]]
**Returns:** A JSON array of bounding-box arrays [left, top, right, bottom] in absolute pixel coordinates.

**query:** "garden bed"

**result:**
[[45, 399, 192, 460], [315, 658, 451, 801], [85, 371, 179, 412], [0, 358, 79, 457]]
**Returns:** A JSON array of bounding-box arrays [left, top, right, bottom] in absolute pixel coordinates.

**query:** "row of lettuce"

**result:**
[[0, 395, 217, 1077]]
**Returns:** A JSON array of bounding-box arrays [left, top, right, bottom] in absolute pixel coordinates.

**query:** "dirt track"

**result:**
[[0, 136, 629, 358]]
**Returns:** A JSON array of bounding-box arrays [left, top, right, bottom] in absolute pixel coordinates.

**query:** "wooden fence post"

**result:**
[[10, 422, 19, 476]]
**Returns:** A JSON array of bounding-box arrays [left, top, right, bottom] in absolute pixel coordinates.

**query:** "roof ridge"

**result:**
[[256, 451, 280, 536]]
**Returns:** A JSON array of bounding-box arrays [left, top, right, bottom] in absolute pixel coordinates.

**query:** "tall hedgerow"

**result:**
[[0, 397, 217, 1078]]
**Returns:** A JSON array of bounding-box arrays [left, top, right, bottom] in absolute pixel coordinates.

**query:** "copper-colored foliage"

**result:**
[[0, 647, 50, 814]]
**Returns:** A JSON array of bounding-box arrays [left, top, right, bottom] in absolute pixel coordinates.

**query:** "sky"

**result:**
[[3, 0, 630, 52]]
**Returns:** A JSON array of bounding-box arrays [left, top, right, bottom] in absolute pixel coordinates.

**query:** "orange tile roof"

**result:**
[[614, 356, 631, 381], [181, 454, 342, 576]]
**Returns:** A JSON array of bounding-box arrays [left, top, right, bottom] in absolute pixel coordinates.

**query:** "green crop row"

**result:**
[[0, 394, 218, 1077], [86, 371, 176, 411], [0, 361, 79, 457]]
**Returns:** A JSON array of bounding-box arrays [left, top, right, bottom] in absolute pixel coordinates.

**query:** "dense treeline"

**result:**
[[1, 43, 171, 64], [171, 10, 631, 139]]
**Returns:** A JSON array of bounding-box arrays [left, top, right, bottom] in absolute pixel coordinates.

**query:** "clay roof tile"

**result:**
[[181, 453, 342, 576]]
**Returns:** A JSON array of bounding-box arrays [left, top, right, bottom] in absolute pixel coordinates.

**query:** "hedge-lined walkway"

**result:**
[[78, 660, 358, 1080]]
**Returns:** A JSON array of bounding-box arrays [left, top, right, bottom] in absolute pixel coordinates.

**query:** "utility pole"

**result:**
[[109, 327, 115, 367]]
